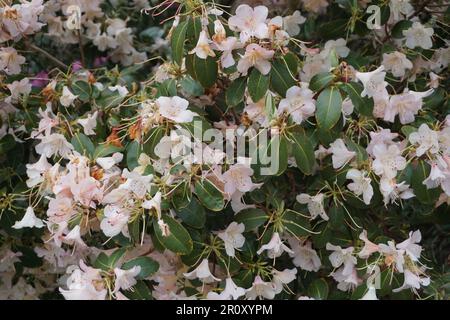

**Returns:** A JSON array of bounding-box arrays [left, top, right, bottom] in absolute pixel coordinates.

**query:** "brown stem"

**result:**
[[25, 41, 69, 70], [77, 30, 86, 68]]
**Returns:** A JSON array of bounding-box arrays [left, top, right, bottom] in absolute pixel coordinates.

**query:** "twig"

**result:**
[[25, 41, 69, 70], [77, 30, 86, 67]]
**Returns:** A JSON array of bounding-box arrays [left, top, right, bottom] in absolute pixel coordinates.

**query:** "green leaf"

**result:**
[[185, 17, 202, 50], [0, 135, 16, 153], [194, 179, 224, 211], [315, 87, 342, 129], [156, 79, 177, 97], [126, 140, 140, 170], [96, 88, 125, 109], [142, 126, 165, 158], [344, 138, 368, 164], [309, 72, 335, 92], [185, 55, 218, 88], [401, 125, 417, 138], [122, 257, 159, 279], [319, 19, 348, 40], [171, 181, 192, 211], [93, 144, 124, 158], [270, 57, 297, 97], [226, 77, 246, 107], [248, 68, 270, 102], [176, 197, 206, 228], [290, 132, 316, 175], [153, 214, 193, 255], [281, 209, 312, 237], [411, 160, 439, 204], [71, 81, 90, 102], [264, 92, 276, 122], [341, 82, 373, 116], [180, 76, 204, 96], [307, 279, 329, 300], [71, 133, 95, 158], [170, 20, 188, 65], [93, 248, 127, 271], [235, 208, 268, 231], [391, 20, 413, 38], [123, 280, 153, 300]]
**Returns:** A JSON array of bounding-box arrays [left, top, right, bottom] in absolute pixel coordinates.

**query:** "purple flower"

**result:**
[[31, 71, 49, 88], [72, 60, 83, 72], [93, 56, 108, 68]]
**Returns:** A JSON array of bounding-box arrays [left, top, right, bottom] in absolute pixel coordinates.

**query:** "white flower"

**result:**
[[321, 38, 350, 59], [237, 43, 274, 76], [389, 0, 414, 20], [60, 260, 107, 300], [346, 169, 373, 205], [342, 98, 354, 117], [190, 30, 215, 59], [428, 72, 441, 89], [121, 169, 153, 199], [296, 193, 329, 221], [228, 5, 269, 43], [382, 51, 413, 78], [257, 232, 294, 258], [114, 266, 141, 293], [355, 66, 388, 98], [329, 139, 356, 169], [283, 11, 306, 36], [366, 129, 398, 156], [63, 225, 86, 248], [100, 205, 130, 238], [396, 230, 422, 261], [332, 267, 359, 292], [26, 155, 52, 188], [372, 144, 406, 179], [156, 96, 197, 123], [108, 85, 129, 97], [378, 241, 405, 272], [245, 275, 277, 300], [222, 163, 257, 194], [277, 85, 315, 124], [360, 286, 378, 300], [326, 243, 357, 276], [12, 207, 45, 229], [77, 111, 98, 136], [393, 269, 430, 293], [142, 191, 162, 219], [272, 268, 297, 294], [358, 230, 379, 259], [408, 124, 440, 157], [207, 277, 245, 300], [0, 47, 26, 75], [6, 78, 31, 103], [423, 162, 446, 189], [183, 259, 220, 283], [60, 86, 78, 107], [288, 239, 321, 272], [403, 22, 434, 50], [35, 133, 74, 159], [96, 152, 123, 170], [380, 177, 415, 205], [217, 222, 245, 257], [385, 90, 433, 124], [213, 36, 241, 68]]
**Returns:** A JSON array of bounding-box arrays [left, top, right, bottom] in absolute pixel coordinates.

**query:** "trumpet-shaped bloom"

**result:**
[[228, 5, 269, 43], [237, 43, 274, 76]]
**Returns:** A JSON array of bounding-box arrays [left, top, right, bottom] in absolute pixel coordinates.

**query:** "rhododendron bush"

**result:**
[[0, 0, 449, 301]]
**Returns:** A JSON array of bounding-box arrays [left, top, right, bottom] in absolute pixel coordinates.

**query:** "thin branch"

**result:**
[[25, 41, 69, 70]]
